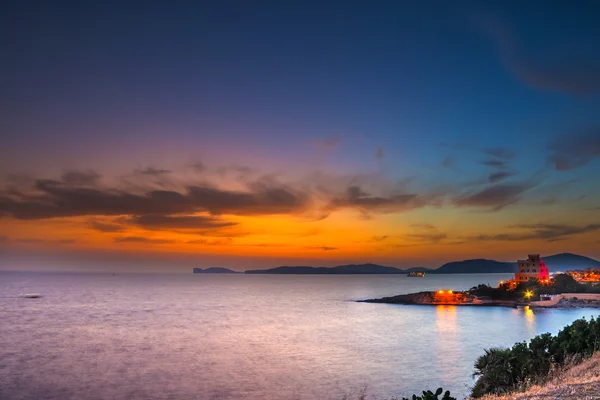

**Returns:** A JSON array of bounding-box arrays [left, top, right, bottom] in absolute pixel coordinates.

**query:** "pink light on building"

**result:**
[[539, 259, 549, 280]]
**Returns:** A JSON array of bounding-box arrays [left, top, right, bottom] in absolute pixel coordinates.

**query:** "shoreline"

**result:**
[[359, 291, 600, 309]]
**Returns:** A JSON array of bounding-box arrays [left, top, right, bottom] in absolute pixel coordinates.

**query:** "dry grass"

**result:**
[[476, 352, 600, 400]]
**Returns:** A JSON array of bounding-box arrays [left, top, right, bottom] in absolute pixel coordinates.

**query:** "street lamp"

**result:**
[[525, 290, 533, 300]]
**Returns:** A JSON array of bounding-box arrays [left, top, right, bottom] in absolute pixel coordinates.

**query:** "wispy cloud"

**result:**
[[114, 236, 175, 244], [488, 171, 515, 183], [453, 182, 532, 211], [133, 167, 172, 176], [548, 127, 600, 171], [9, 237, 78, 244], [316, 137, 340, 150], [190, 161, 205, 173], [186, 238, 233, 246], [371, 235, 390, 242], [403, 224, 448, 244], [88, 219, 126, 233], [470, 223, 600, 242], [61, 170, 101, 185], [481, 159, 508, 169], [328, 185, 430, 214], [441, 156, 456, 170], [128, 214, 237, 230], [305, 246, 337, 251], [483, 148, 515, 160], [479, 15, 600, 95], [375, 146, 384, 161], [14, 238, 45, 243]]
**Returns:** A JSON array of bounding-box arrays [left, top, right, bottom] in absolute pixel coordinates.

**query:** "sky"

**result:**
[[1, 1, 600, 272]]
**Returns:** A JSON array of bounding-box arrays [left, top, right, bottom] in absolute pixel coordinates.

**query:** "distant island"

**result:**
[[245, 264, 430, 274], [242, 253, 599, 274], [193, 267, 241, 274]]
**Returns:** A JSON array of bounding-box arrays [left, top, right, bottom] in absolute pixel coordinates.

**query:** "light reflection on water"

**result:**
[[1, 272, 597, 400], [523, 306, 536, 335]]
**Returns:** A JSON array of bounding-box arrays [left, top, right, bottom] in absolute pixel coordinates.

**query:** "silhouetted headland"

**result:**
[[244, 264, 429, 274], [242, 253, 599, 274], [193, 267, 241, 274]]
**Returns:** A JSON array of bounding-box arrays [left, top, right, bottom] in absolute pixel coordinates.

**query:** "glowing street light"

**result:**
[[524, 290, 533, 299]]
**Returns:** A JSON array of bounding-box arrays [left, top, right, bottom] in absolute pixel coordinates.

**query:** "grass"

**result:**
[[477, 351, 600, 400]]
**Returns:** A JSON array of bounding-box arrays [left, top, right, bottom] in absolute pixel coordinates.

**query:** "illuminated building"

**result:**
[[514, 254, 549, 282]]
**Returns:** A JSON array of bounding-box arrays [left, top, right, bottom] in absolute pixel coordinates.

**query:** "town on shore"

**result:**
[[361, 254, 600, 308]]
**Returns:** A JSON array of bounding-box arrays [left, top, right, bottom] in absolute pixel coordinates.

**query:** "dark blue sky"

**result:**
[[2, 1, 599, 172], [1, 1, 600, 270]]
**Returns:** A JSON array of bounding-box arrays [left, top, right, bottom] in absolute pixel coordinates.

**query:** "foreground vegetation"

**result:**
[[478, 351, 600, 400], [347, 387, 456, 400], [471, 316, 600, 397]]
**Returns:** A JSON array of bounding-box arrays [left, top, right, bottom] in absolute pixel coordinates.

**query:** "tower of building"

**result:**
[[515, 254, 549, 282]]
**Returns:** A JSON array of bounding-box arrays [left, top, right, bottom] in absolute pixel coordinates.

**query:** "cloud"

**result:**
[[516, 223, 600, 241], [441, 156, 456, 170], [128, 214, 237, 230], [403, 224, 447, 244], [0, 176, 310, 220], [329, 185, 427, 214], [507, 58, 600, 96], [470, 223, 600, 242], [538, 197, 558, 206], [305, 246, 337, 251], [405, 232, 447, 244], [548, 127, 600, 171], [134, 167, 172, 176], [188, 180, 309, 215], [371, 235, 390, 242], [483, 148, 515, 160], [481, 159, 508, 169], [215, 165, 255, 177], [186, 238, 233, 245], [114, 236, 175, 244], [190, 161, 205, 173], [316, 137, 340, 150], [480, 16, 600, 96], [4, 237, 78, 244], [453, 182, 531, 211], [14, 238, 44, 243], [61, 170, 101, 185], [488, 171, 515, 183], [88, 219, 126, 232]]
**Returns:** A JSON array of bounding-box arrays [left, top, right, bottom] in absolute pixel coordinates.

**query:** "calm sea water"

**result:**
[[1, 271, 598, 400]]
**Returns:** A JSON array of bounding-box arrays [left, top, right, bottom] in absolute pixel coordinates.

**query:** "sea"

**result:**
[[1, 271, 598, 400]]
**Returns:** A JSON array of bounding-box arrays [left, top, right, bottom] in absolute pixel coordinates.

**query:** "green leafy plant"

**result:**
[[401, 387, 456, 400]]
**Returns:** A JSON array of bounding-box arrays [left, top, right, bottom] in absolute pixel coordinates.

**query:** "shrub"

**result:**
[[471, 317, 600, 397], [401, 387, 456, 400]]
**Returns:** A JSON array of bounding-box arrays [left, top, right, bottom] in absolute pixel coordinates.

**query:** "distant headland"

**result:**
[[193, 267, 241, 274], [193, 253, 599, 275]]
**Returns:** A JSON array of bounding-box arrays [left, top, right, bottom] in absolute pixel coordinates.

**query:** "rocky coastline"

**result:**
[[359, 291, 600, 309], [358, 291, 517, 307]]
